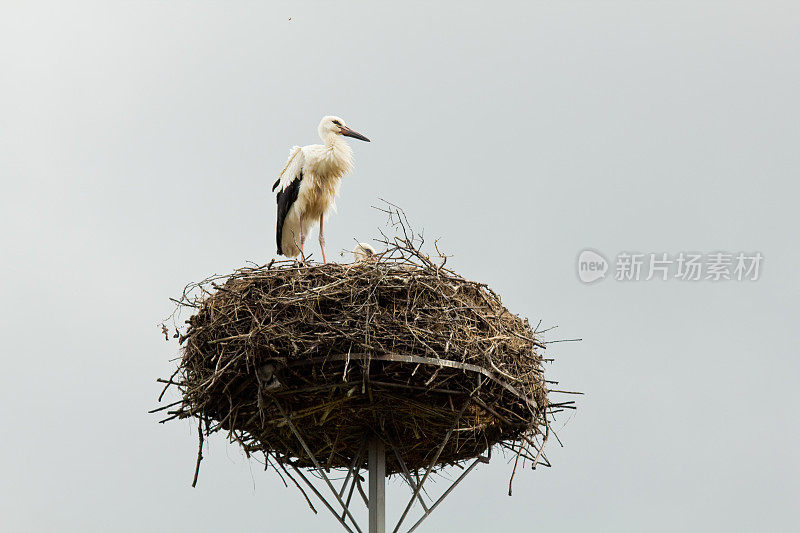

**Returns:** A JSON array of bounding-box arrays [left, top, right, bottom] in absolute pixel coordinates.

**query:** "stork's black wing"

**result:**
[[276, 171, 302, 255]]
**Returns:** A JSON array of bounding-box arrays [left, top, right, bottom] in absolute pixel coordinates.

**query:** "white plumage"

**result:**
[[273, 116, 370, 263], [353, 242, 377, 262]]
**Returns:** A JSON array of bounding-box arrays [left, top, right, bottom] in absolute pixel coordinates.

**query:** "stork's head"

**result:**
[[353, 242, 378, 262], [318, 116, 370, 143]]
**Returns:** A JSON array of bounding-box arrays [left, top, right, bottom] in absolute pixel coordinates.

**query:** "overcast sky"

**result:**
[[1, 1, 799, 532]]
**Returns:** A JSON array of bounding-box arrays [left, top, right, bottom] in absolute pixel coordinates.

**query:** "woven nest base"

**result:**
[[157, 213, 571, 481]]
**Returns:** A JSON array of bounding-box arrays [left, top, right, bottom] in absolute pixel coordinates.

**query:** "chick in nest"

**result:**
[[352, 242, 377, 262]]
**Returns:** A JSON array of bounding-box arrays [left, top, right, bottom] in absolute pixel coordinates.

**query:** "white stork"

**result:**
[[272, 116, 370, 263], [352, 242, 377, 262]]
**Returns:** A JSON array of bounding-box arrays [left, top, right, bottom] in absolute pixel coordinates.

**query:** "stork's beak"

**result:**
[[340, 126, 370, 142]]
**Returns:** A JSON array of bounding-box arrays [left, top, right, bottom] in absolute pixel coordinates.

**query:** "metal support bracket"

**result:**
[[269, 382, 485, 533]]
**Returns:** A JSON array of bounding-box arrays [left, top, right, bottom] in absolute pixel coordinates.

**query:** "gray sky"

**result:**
[[1, 1, 798, 531]]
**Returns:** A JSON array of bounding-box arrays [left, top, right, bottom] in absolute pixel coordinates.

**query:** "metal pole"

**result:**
[[368, 437, 386, 533]]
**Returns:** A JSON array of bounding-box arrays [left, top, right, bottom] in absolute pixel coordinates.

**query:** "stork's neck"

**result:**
[[326, 134, 352, 156], [316, 134, 353, 177], [323, 132, 346, 148]]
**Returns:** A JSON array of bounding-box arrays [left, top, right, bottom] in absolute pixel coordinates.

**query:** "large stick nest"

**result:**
[[156, 205, 574, 484]]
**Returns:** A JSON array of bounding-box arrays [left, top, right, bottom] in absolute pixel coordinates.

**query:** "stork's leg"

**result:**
[[318, 215, 327, 264], [298, 213, 306, 262]]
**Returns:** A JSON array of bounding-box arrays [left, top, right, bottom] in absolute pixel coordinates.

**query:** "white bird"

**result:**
[[352, 242, 377, 262], [272, 116, 370, 263]]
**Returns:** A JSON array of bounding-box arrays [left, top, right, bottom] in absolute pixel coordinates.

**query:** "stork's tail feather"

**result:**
[[271, 178, 280, 192]]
